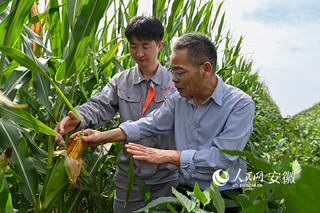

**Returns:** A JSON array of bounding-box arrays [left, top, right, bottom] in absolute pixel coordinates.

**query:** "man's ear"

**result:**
[[201, 61, 213, 79], [158, 41, 164, 50]]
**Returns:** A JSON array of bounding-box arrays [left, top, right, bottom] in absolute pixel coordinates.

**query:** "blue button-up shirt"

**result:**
[[120, 76, 255, 191]]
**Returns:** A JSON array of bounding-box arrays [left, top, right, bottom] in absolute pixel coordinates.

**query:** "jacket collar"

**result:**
[[132, 63, 163, 85]]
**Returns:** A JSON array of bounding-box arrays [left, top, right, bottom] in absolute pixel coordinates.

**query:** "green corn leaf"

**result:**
[[0, 169, 14, 213], [23, 25, 46, 48], [0, 1, 10, 15], [3, 69, 30, 98], [98, 40, 122, 70], [0, 46, 82, 121], [163, 0, 184, 42], [0, 103, 59, 136], [212, 2, 223, 30], [64, 189, 82, 213], [87, 143, 112, 185], [13, 122, 48, 160], [0, 119, 39, 206], [32, 72, 56, 123], [42, 157, 68, 210], [66, 0, 82, 29], [215, 12, 225, 45], [48, 0, 62, 57], [0, 0, 34, 47], [197, 1, 213, 33], [55, 0, 109, 82]]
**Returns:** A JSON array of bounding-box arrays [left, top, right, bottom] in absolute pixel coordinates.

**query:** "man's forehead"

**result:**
[[130, 37, 154, 45], [170, 50, 188, 61]]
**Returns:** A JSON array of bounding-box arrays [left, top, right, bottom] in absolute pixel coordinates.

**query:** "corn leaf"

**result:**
[[0, 0, 34, 47], [0, 1, 9, 15], [0, 119, 39, 206], [98, 40, 122, 70], [0, 169, 14, 213], [64, 189, 82, 213], [0, 46, 82, 121], [0, 103, 59, 136], [55, 0, 110, 82], [66, 0, 82, 29], [3, 69, 30, 100], [163, 0, 184, 42], [48, 0, 62, 57], [42, 157, 68, 210]]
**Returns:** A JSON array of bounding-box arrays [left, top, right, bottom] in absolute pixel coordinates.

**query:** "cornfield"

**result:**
[[1, 0, 319, 212]]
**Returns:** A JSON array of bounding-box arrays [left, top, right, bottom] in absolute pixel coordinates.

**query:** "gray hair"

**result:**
[[172, 32, 217, 71]]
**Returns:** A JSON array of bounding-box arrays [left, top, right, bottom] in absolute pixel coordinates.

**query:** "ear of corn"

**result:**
[[66, 131, 84, 159]]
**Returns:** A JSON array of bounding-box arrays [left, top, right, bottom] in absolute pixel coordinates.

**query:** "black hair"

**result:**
[[125, 16, 164, 43]]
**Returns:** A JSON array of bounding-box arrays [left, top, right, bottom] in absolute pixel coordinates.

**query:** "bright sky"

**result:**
[[221, 0, 320, 117]]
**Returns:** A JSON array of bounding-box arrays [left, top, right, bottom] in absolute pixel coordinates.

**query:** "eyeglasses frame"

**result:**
[[168, 62, 205, 79]]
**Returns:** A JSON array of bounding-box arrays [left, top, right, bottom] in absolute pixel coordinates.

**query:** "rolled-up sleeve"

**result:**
[[119, 93, 176, 142], [119, 120, 141, 141], [180, 149, 196, 182]]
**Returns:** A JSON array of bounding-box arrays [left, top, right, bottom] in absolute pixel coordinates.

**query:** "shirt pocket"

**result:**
[[117, 89, 141, 102], [154, 91, 172, 103]]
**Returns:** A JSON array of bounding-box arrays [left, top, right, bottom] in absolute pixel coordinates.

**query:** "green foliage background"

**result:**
[[0, 0, 319, 212]]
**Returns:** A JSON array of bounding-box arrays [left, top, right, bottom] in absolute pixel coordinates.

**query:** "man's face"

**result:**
[[170, 48, 202, 97], [129, 36, 163, 66]]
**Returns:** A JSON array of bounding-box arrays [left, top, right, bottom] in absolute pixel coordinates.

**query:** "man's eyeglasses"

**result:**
[[168, 62, 204, 80]]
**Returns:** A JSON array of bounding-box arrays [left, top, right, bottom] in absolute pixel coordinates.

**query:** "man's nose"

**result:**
[[136, 49, 144, 57], [172, 74, 179, 83]]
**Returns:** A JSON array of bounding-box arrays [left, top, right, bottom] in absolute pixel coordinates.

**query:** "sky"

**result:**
[[220, 0, 320, 117]]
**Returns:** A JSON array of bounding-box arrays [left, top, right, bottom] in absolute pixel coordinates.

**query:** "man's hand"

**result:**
[[54, 111, 80, 145], [125, 143, 181, 166], [69, 128, 127, 147]]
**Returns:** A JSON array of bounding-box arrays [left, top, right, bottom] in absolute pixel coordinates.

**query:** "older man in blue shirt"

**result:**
[[72, 32, 255, 191]]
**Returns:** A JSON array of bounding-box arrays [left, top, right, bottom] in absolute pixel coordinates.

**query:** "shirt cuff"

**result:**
[[119, 121, 140, 141], [180, 149, 196, 182]]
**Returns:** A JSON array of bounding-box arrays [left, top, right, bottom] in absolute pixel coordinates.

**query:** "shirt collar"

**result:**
[[186, 75, 225, 106], [132, 63, 163, 85], [210, 75, 224, 106]]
